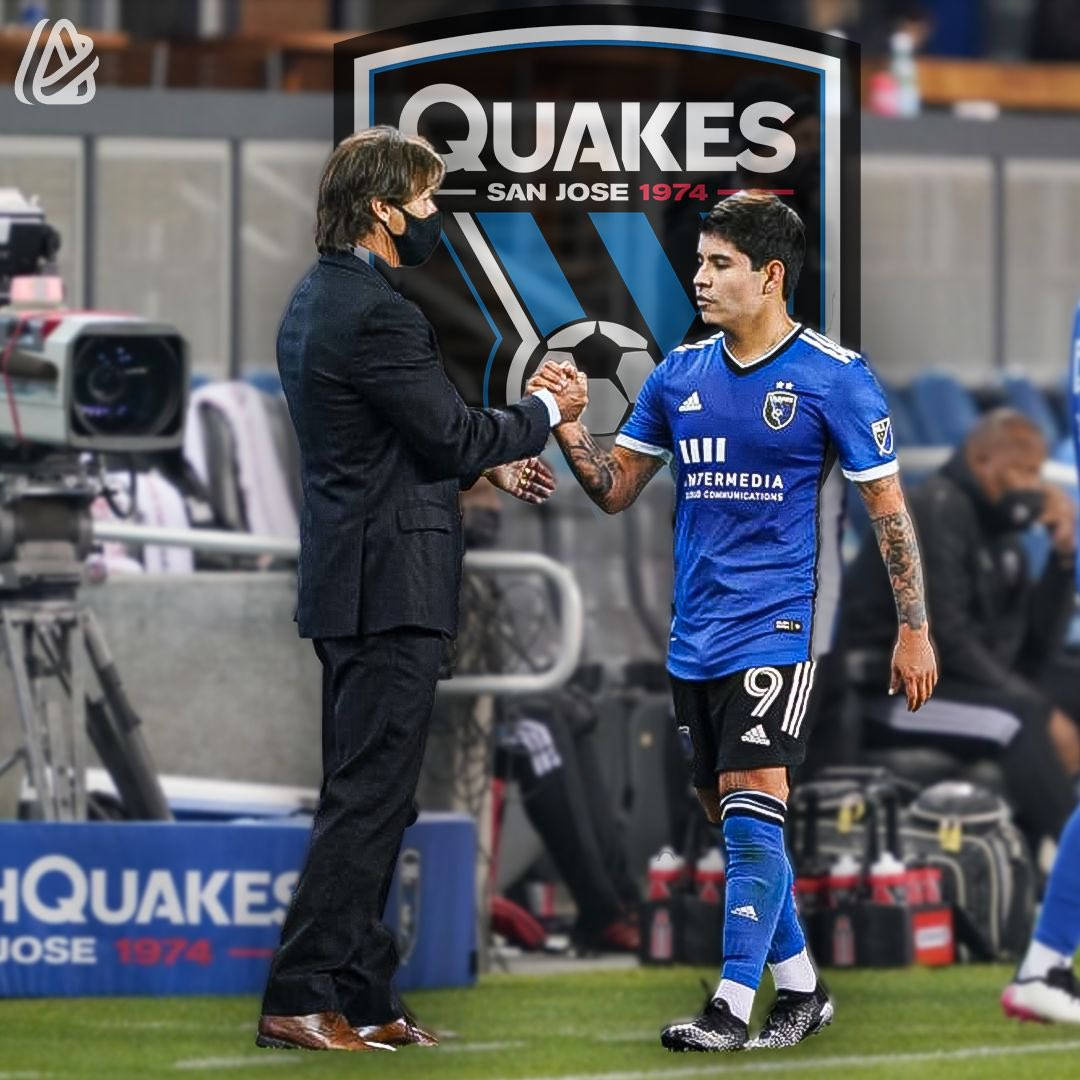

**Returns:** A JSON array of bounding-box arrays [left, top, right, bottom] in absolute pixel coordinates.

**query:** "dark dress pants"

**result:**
[[261, 628, 444, 1024]]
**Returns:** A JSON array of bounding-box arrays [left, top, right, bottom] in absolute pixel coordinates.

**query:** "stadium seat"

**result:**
[[880, 382, 924, 447], [245, 369, 283, 396], [183, 381, 299, 540], [1001, 374, 1062, 444], [907, 372, 979, 446]]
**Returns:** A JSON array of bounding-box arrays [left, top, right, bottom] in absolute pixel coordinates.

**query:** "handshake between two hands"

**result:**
[[526, 358, 589, 426], [484, 361, 590, 506]]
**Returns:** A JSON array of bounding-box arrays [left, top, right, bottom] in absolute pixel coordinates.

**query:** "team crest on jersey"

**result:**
[[763, 383, 798, 431], [871, 417, 893, 455]]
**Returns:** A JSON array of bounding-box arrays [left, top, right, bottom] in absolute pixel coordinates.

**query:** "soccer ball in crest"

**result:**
[[523, 320, 656, 436]]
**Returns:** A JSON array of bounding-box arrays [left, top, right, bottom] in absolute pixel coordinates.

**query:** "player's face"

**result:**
[[692, 234, 769, 329]]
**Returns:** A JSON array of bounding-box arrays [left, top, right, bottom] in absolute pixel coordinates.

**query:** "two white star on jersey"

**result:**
[[775, 380, 794, 390]]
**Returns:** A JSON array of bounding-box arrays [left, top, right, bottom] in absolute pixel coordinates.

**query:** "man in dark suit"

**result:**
[[256, 126, 587, 1053]]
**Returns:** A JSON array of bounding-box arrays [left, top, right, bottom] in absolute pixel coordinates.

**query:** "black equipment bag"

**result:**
[[901, 781, 1035, 960], [789, 765, 918, 877]]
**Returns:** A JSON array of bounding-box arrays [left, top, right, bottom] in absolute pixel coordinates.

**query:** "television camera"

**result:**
[[0, 189, 189, 822]]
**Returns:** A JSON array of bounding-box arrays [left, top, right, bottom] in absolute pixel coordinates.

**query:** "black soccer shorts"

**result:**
[[670, 660, 818, 787]]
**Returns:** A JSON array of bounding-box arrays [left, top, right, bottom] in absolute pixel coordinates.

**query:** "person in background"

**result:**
[[841, 410, 1079, 858]]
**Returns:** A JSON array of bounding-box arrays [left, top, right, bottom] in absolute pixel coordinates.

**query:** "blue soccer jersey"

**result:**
[[616, 323, 898, 680]]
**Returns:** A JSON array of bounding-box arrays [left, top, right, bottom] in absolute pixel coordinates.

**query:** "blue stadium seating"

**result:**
[[881, 382, 923, 448], [245, 370, 283, 396], [907, 372, 979, 445], [1001, 374, 1062, 444]]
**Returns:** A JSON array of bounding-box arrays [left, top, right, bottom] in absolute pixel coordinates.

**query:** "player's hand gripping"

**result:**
[[527, 360, 588, 424], [889, 625, 938, 712], [485, 456, 556, 505]]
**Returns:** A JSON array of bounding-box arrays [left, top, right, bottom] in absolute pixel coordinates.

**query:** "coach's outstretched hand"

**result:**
[[528, 360, 588, 424], [486, 456, 557, 504]]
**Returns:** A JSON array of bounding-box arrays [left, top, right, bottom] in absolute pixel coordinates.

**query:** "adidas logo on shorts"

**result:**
[[731, 904, 759, 921], [740, 724, 771, 746]]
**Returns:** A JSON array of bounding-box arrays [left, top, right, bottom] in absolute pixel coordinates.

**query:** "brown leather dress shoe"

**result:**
[[256, 1011, 396, 1051], [353, 1015, 440, 1047]]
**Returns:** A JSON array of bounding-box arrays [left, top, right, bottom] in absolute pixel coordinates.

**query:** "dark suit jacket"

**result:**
[[277, 251, 551, 639]]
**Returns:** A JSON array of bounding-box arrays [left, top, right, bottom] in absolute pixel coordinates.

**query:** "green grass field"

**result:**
[[3, 965, 1080, 1079]]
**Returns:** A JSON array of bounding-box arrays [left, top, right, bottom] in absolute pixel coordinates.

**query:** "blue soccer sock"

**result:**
[[766, 856, 816, 992], [1020, 805, 1080, 977], [714, 791, 790, 1021]]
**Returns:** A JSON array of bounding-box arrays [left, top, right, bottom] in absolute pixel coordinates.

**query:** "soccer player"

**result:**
[[1002, 804, 1080, 1022], [530, 192, 938, 1051]]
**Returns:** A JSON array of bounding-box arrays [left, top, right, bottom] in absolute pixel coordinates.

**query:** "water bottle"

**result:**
[[869, 850, 909, 905], [694, 847, 726, 904], [827, 851, 861, 908], [648, 907, 674, 962], [647, 847, 687, 900], [890, 31, 921, 118]]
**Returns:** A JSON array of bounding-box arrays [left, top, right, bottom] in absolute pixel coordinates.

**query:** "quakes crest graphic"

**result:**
[[336, 7, 857, 432]]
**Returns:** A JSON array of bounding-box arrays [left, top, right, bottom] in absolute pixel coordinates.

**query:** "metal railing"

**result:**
[[91, 521, 584, 696]]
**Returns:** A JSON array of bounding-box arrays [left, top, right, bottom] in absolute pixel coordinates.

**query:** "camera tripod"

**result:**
[[0, 465, 170, 821]]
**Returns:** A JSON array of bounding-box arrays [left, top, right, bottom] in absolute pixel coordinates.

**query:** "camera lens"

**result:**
[[71, 333, 182, 438]]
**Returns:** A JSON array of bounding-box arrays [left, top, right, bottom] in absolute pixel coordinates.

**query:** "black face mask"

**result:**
[[391, 206, 442, 267], [993, 488, 1046, 530]]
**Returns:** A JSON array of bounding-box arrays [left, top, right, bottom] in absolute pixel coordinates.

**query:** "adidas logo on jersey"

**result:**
[[730, 904, 759, 921], [678, 390, 703, 412], [740, 724, 771, 746]]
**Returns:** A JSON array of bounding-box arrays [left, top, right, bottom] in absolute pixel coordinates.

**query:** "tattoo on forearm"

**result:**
[[560, 426, 617, 506], [870, 508, 928, 630]]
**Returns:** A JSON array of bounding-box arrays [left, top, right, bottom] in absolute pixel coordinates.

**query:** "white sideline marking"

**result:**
[[172, 1040, 523, 1070], [174, 1058, 295, 1070], [86, 1020, 243, 1032], [441, 1040, 526, 1053], [531, 1038, 1080, 1080]]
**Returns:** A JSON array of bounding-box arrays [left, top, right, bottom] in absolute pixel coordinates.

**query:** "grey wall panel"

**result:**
[[1005, 160, 1080, 382], [240, 140, 327, 374], [0, 136, 85, 306], [861, 155, 995, 383], [94, 137, 231, 378], [0, 574, 322, 793]]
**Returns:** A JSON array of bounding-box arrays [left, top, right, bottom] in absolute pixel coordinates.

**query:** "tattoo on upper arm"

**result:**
[[869, 506, 928, 631]]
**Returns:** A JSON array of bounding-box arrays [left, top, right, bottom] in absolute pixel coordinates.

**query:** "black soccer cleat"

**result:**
[[660, 996, 749, 1052], [749, 982, 834, 1049]]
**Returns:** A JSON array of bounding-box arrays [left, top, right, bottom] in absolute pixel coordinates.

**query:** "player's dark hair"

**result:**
[[315, 126, 445, 254], [700, 192, 806, 300]]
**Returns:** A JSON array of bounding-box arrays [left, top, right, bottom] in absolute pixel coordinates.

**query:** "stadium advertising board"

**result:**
[[0, 817, 474, 995], [335, 7, 858, 432]]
